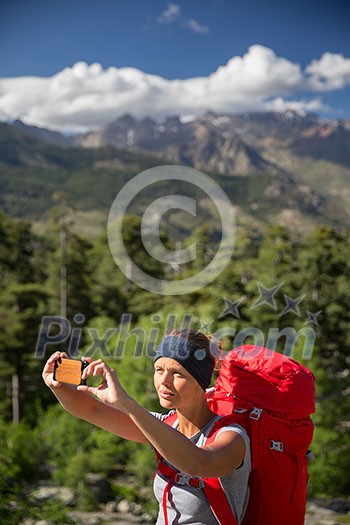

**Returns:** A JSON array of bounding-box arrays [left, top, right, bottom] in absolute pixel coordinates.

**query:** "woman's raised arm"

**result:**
[[42, 352, 148, 443]]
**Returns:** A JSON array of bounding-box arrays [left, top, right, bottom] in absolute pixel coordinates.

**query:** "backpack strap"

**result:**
[[155, 413, 239, 525], [202, 476, 239, 525], [201, 416, 241, 525], [156, 456, 238, 525], [156, 456, 206, 525]]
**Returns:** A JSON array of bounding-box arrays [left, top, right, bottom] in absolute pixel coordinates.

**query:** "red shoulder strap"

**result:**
[[163, 411, 178, 426], [202, 477, 238, 525], [202, 416, 240, 525]]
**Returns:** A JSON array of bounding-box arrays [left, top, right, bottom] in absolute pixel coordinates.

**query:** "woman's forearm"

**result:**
[[122, 397, 220, 476], [50, 385, 147, 443], [50, 383, 96, 418]]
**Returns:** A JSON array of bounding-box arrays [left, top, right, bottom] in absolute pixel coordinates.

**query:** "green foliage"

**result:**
[[0, 420, 38, 487], [0, 210, 349, 514], [124, 444, 157, 485], [89, 231, 128, 319], [295, 227, 350, 497], [0, 419, 49, 524], [36, 404, 120, 480], [308, 425, 350, 497], [0, 213, 51, 421]]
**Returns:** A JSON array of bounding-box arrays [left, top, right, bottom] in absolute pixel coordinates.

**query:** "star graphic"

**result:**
[[279, 294, 306, 317], [218, 297, 244, 319], [199, 320, 212, 332], [304, 310, 322, 326], [251, 282, 284, 310]]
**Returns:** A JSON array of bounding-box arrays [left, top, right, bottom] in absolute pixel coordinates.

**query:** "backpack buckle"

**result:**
[[175, 473, 204, 489], [270, 440, 284, 452], [234, 408, 248, 414], [306, 449, 315, 463], [250, 407, 262, 420]]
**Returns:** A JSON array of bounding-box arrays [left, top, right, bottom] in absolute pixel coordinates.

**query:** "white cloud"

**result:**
[[185, 18, 209, 34], [157, 3, 181, 24], [156, 3, 209, 34], [306, 52, 350, 91], [0, 45, 349, 133], [265, 96, 327, 115]]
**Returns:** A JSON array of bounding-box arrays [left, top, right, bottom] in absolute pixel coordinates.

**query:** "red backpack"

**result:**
[[156, 345, 315, 525]]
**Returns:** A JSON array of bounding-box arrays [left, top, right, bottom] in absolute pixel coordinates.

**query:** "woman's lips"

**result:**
[[159, 390, 174, 400]]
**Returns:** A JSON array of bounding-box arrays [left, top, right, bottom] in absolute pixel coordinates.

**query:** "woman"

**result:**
[[42, 329, 251, 524]]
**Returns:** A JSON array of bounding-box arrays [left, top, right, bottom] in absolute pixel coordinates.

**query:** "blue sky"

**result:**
[[1, 0, 349, 132]]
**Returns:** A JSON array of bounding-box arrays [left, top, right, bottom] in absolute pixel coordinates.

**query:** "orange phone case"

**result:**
[[53, 358, 88, 386]]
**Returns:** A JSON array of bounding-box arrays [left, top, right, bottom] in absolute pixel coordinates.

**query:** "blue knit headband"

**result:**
[[153, 335, 214, 390]]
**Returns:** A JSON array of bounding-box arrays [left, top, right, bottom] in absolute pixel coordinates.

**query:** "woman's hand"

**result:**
[[42, 351, 69, 389], [77, 359, 130, 411]]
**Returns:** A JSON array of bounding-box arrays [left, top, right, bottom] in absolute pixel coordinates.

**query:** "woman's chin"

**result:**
[[159, 397, 175, 409]]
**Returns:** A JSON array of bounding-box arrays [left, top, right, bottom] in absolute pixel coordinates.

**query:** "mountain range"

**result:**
[[12, 110, 350, 172], [1, 110, 349, 236]]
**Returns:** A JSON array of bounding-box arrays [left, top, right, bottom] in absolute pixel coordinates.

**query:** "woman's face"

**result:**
[[153, 357, 203, 410]]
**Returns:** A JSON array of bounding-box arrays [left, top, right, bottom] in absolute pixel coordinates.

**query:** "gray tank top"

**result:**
[[152, 412, 251, 525]]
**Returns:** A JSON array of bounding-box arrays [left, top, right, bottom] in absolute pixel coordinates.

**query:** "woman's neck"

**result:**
[[176, 402, 215, 438]]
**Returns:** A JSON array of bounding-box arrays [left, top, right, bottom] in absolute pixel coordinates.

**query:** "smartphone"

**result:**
[[53, 358, 89, 386]]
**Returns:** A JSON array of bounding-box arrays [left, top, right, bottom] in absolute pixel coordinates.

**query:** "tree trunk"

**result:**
[[12, 373, 20, 423]]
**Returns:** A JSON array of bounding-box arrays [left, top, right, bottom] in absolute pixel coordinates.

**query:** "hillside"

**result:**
[[75, 110, 350, 227], [0, 112, 349, 236]]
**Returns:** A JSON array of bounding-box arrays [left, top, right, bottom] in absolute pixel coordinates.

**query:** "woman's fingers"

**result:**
[[43, 352, 69, 388], [77, 384, 98, 395], [45, 351, 70, 371], [81, 359, 115, 381], [81, 360, 98, 379], [46, 351, 62, 365]]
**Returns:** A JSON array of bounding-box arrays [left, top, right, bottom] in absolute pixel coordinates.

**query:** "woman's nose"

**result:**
[[161, 371, 172, 387]]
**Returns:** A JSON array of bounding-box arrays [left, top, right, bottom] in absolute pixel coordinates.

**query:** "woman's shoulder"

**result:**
[[214, 419, 250, 446]]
